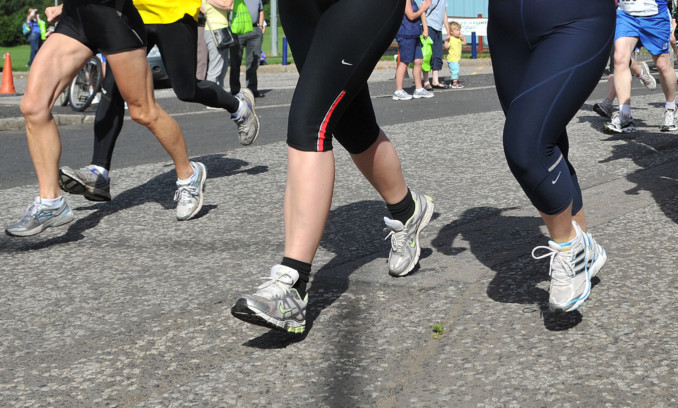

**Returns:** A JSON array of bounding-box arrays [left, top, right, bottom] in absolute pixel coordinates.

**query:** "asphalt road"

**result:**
[[1, 64, 677, 407]]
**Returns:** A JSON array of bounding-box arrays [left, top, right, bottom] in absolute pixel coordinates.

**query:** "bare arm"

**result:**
[[405, 0, 431, 20], [259, 10, 265, 33], [208, 0, 234, 10], [45, 4, 62, 24], [443, 11, 451, 40], [421, 12, 429, 38]]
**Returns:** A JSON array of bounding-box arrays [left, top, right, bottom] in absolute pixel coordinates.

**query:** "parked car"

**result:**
[[147, 45, 170, 86]]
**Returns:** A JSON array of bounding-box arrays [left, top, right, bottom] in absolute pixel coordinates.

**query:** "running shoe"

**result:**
[[604, 111, 635, 133], [238, 88, 256, 109], [232, 93, 260, 145], [384, 191, 434, 277], [231, 265, 307, 334], [593, 99, 613, 118], [5, 198, 74, 237], [412, 88, 434, 98], [532, 221, 607, 312], [661, 109, 678, 132], [174, 161, 207, 221], [450, 82, 464, 89], [392, 89, 413, 101], [59, 165, 111, 201], [638, 61, 657, 90]]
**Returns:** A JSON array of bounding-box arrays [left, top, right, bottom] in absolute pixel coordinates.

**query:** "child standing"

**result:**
[[444, 21, 466, 88]]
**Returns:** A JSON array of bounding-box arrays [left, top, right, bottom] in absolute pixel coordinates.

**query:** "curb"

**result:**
[[0, 114, 95, 132]]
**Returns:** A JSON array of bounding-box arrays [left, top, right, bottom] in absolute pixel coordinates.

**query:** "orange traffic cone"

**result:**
[[1, 52, 16, 94]]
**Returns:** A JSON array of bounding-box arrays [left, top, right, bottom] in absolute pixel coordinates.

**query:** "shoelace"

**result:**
[[21, 202, 39, 222], [384, 227, 406, 252], [532, 245, 575, 286], [173, 186, 198, 203], [255, 273, 294, 299]]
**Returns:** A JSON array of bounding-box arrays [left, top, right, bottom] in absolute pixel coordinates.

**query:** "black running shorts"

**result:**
[[55, 0, 146, 54]]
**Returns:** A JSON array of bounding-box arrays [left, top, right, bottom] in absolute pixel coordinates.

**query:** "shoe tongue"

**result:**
[[270, 265, 299, 283], [383, 217, 404, 232]]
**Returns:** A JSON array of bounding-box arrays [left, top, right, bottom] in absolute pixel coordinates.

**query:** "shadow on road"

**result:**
[[243, 200, 440, 347], [0, 154, 268, 252], [431, 206, 588, 331]]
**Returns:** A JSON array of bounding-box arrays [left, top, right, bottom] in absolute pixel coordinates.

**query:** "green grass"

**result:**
[[260, 24, 294, 65], [432, 321, 445, 340], [0, 45, 31, 72]]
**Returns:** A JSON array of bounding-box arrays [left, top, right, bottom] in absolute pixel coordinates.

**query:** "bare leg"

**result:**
[[653, 52, 676, 103], [412, 59, 424, 89], [20, 33, 93, 199], [283, 148, 335, 263], [613, 37, 638, 107], [104, 48, 193, 180], [539, 204, 589, 244], [350, 130, 408, 205], [395, 61, 408, 91]]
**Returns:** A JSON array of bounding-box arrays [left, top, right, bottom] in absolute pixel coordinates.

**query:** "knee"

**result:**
[[20, 93, 50, 123], [127, 103, 159, 127], [654, 55, 672, 73]]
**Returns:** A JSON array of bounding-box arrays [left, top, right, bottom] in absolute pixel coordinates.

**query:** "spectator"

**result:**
[[443, 21, 466, 88], [393, 0, 433, 100], [230, 0, 265, 97], [25, 8, 46, 67], [203, 0, 234, 88], [422, 0, 450, 90]]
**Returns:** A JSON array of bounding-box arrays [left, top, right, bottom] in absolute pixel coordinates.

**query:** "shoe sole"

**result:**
[[177, 162, 207, 221], [603, 123, 635, 134], [660, 125, 678, 132], [239, 108, 260, 146], [231, 298, 306, 334], [5, 210, 74, 237], [389, 195, 435, 277], [550, 247, 607, 313], [392, 97, 412, 101], [59, 168, 111, 201]]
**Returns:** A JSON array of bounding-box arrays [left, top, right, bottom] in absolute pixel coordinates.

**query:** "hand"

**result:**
[[420, 0, 432, 12], [45, 5, 62, 24]]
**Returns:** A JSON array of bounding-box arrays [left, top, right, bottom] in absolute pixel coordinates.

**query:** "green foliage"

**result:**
[[432, 321, 444, 339], [0, 0, 55, 46]]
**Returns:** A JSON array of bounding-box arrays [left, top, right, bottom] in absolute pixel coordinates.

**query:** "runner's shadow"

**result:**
[[243, 200, 440, 347], [0, 154, 268, 252], [432, 206, 588, 331]]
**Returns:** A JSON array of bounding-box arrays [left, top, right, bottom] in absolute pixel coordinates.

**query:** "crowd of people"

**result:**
[[5, 0, 678, 336]]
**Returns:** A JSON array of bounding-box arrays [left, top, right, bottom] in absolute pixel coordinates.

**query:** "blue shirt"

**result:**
[[425, 0, 447, 30]]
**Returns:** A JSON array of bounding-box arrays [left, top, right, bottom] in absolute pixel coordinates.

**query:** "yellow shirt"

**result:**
[[134, 0, 200, 25], [204, 2, 230, 30], [445, 36, 463, 63]]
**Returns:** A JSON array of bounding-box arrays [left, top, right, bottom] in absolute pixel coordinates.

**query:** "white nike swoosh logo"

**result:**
[[552, 171, 561, 184], [341, 59, 353, 66]]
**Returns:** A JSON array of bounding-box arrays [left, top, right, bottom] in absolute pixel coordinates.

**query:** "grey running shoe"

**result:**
[[232, 94, 260, 145], [238, 88, 256, 109], [593, 99, 613, 118], [604, 111, 635, 133], [412, 88, 434, 98], [6, 198, 74, 237], [638, 61, 657, 90], [231, 265, 307, 334], [393, 89, 413, 101], [661, 109, 678, 132], [384, 191, 434, 277], [174, 161, 207, 221], [59, 165, 111, 201], [532, 221, 607, 312]]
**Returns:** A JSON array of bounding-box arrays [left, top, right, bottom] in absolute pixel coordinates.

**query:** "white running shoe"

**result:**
[[661, 109, 678, 132], [638, 61, 657, 90], [532, 221, 607, 312], [393, 89, 413, 101], [412, 88, 434, 98]]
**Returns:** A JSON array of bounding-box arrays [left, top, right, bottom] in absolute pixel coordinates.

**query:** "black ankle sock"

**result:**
[[386, 188, 415, 224], [282, 257, 311, 299]]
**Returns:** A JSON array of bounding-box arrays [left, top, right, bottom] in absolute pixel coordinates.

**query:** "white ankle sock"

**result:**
[[39, 196, 63, 207]]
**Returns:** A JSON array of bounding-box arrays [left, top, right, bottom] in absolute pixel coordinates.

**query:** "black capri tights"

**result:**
[[488, 0, 614, 215], [280, 0, 405, 154]]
